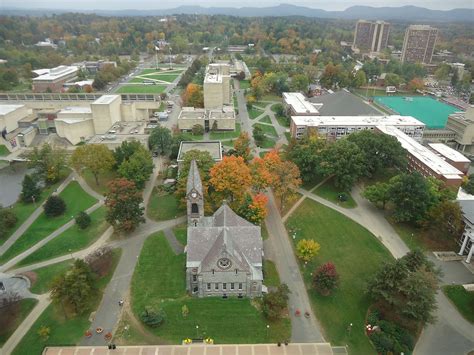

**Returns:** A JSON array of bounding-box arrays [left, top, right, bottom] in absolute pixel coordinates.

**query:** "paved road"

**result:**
[[264, 191, 325, 343]]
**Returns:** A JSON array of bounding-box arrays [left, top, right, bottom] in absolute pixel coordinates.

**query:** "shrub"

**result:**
[[192, 124, 204, 136], [0, 208, 17, 230], [140, 307, 166, 328], [262, 283, 290, 320], [312, 262, 339, 295], [75, 211, 91, 230], [43, 195, 66, 217]]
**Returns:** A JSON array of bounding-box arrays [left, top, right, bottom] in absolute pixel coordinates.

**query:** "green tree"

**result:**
[[462, 174, 474, 194], [253, 125, 265, 146], [21, 174, 41, 203], [423, 200, 464, 241], [290, 73, 309, 92], [43, 195, 66, 217], [118, 148, 154, 189], [75, 211, 91, 230], [105, 178, 145, 232], [140, 307, 167, 328], [262, 283, 290, 321], [322, 139, 365, 191], [50, 259, 96, 315], [114, 140, 143, 168], [347, 130, 406, 177], [27, 143, 68, 184], [0, 207, 17, 239], [352, 70, 367, 88], [233, 132, 251, 162], [37, 325, 50, 341], [388, 173, 433, 223], [285, 135, 327, 183], [363, 182, 390, 209], [148, 125, 172, 155], [384, 73, 402, 87], [72, 144, 115, 185], [434, 64, 450, 81]]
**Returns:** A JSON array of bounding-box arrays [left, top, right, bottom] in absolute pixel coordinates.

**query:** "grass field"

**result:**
[[0, 144, 9, 156], [0, 183, 61, 247], [260, 94, 282, 102], [442, 285, 474, 324], [239, 80, 251, 89], [116, 85, 167, 94], [172, 224, 187, 246], [16, 207, 108, 267], [29, 260, 74, 294], [13, 249, 121, 355], [259, 115, 272, 124], [248, 107, 263, 119], [0, 182, 97, 264], [209, 123, 241, 140], [130, 233, 290, 344], [286, 199, 392, 354], [257, 137, 276, 149], [147, 190, 185, 221], [0, 298, 38, 346], [81, 169, 118, 195], [313, 178, 357, 209], [254, 123, 278, 137], [263, 260, 280, 288], [276, 115, 290, 127], [180, 132, 204, 141]]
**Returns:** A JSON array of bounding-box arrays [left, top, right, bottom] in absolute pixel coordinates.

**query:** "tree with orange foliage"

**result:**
[[249, 157, 273, 192], [408, 77, 424, 92], [237, 193, 268, 225], [181, 83, 204, 107], [263, 150, 302, 211], [209, 156, 252, 204], [233, 132, 251, 162]]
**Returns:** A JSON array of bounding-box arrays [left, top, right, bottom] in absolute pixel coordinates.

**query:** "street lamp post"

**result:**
[[169, 47, 172, 70], [195, 325, 199, 338], [266, 324, 270, 338]]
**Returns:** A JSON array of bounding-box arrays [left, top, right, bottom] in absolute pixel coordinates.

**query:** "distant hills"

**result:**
[[3, 4, 474, 22]]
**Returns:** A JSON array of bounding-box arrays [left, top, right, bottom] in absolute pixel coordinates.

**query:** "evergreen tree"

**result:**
[[21, 174, 41, 203]]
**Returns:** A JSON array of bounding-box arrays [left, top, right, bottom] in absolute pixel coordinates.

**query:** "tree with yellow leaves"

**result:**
[[296, 239, 321, 262]]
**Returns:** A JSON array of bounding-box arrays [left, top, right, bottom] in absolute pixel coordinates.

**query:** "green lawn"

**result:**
[[29, 260, 74, 294], [257, 137, 276, 149], [222, 140, 235, 147], [16, 207, 108, 267], [276, 115, 290, 128], [131, 233, 290, 344], [0, 182, 97, 264], [0, 183, 61, 247], [209, 123, 241, 140], [130, 73, 180, 83], [260, 94, 281, 102], [239, 80, 251, 89], [254, 123, 278, 137], [13, 250, 121, 355], [180, 132, 204, 141], [248, 107, 263, 119], [172, 224, 187, 246], [0, 144, 9, 156], [442, 285, 474, 324], [81, 169, 118, 195], [147, 189, 185, 221], [313, 178, 357, 208], [286, 199, 393, 354], [116, 85, 167, 94], [263, 260, 280, 288], [259, 115, 272, 124], [0, 298, 38, 346]]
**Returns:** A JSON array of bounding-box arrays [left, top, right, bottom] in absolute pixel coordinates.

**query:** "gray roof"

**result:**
[[309, 90, 381, 116], [458, 199, 474, 225], [186, 160, 203, 196], [186, 204, 262, 269]]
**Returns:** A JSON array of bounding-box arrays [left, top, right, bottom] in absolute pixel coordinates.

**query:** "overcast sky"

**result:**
[[3, 0, 473, 11]]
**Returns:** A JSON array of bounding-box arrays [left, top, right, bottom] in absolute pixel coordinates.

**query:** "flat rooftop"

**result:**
[[177, 141, 222, 162], [178, 107, 206, 120], [43, 343, 337, 355], [0, 104, 25, 116], [59, 106, 92, 114], [291, 115, 425, 128], [209, 108, 235, 119], [309, 90, 381, 116], [93, 95, 120, 105], [428, 143, 470, 163], [283, 92, 319, 115], [32, 65, 78, 81], [377, 125, 463, 179]]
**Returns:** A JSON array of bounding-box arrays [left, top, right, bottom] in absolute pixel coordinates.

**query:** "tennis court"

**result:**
[[374, 96, 459, 129]]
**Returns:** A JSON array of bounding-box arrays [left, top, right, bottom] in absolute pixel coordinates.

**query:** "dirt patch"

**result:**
[[19, 271, 37, 287]]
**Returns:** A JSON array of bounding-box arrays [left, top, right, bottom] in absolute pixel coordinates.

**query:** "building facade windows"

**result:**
[[207, 283, 211, 291]]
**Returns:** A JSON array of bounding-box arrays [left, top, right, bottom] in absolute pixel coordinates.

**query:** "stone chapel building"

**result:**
[[185, 160, 263, 298]]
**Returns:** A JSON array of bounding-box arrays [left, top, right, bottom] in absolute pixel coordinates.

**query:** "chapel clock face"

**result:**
[[217, 257, 232, 270], [191, 192, 197, 198]]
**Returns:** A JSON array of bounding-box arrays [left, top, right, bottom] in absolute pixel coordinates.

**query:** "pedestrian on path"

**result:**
[[118, 300, 124, 307]]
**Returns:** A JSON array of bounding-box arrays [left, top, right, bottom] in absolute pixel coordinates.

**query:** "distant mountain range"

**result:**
[[3, 4, 474, 22]]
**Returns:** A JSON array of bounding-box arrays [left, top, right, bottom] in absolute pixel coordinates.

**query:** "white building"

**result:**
[[0, 105, 29, 133], [204, 63, 231, 110], [32, 66, 79, 93], [283, 93, 321, 116], [290, 115, 425, 141], [457, 189, 474, 264]]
